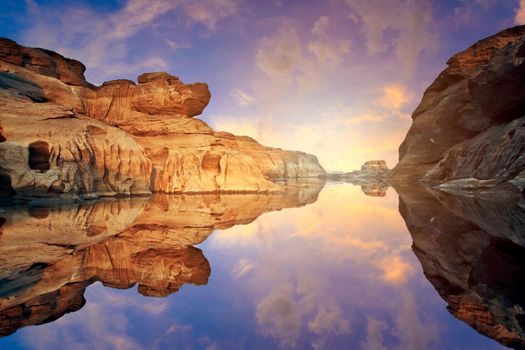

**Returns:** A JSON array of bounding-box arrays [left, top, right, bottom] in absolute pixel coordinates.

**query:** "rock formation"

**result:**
[[0, 180, 324, 336], [0, 38, 325, 198], [390, 26, 525, 195], [395, 183, 525, 349], [322, 160, 390, 196]]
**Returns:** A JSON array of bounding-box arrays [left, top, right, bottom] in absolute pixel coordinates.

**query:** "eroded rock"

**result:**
[[390, 26, 525, 195], [0, 37, 325, 197]]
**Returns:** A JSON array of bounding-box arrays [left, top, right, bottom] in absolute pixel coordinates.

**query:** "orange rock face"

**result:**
[[0, 38, 325, 198]]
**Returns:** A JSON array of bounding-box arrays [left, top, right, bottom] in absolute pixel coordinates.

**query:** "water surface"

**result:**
[[0, 180, 521, 349]]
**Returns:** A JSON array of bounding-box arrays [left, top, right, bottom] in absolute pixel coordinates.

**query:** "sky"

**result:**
[[0, 0, 523, 171]]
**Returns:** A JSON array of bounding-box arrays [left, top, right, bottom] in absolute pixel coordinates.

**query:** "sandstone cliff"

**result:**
[[390, 26, 525, 195], [0, 38, 325, 198]]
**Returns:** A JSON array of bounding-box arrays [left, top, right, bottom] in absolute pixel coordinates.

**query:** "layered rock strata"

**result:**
[[0, 38, 325, 198], [390, 26, 525, 195]]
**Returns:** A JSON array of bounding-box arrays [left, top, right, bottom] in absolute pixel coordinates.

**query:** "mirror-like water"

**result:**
[[0, 180, 522, 350]]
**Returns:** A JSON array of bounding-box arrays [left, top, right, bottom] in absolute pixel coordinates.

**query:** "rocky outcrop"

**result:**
[[396, 183, 525, 349], [0, 38, 325, 198], [322, 160, 390, 196], [390, 26, 525, 195], [82, 73, 324, 193], [0, 38, 92, 87], [0, 88, 152, 198], [0, 180, 324, 336]]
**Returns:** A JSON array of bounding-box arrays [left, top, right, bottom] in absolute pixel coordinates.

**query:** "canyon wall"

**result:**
[[390, 26, 525, 195], [0, 38, 325, 198]]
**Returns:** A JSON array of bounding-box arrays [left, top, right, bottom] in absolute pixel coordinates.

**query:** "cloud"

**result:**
[[255, 16, 350, 90], [345, 0, 435, 77], [255, 26, 307, 86], [180, 0, 238, 29], [166, 40, 192, 50], [21, 0, 238, 83], [231, 88, 255, 106], [451, 0, 497, 27], [308, 16, 350, 65], [377, 84, 411, 110], [516, 0, 525, 24]]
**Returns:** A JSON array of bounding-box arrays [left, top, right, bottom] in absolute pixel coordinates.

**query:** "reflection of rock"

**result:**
[[396, 183, 525, 349], [0, 180, 324, 336], [358, 181, 389, 197], [390, 27, 525, 195], [322, 161, 390, 196], [0, 38, 324, 198]]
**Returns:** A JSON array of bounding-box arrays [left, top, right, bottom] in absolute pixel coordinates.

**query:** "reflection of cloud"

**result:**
[[392, 287, 441, 350], [214, 185, 430, 348], [231, 258, 255, 278], [377, 256, 413, 284], [308, 303, 351, 335], [20, 285, 168, 350], [256, 283, 303, 349], [362, 317, 388, 350]]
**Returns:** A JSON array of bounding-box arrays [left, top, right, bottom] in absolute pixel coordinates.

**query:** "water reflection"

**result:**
[[395, 183, 525, 349], [0, 179, 521, 349], [0, 180, 324, 338]]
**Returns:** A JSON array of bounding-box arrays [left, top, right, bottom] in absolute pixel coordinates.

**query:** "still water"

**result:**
[[0, 180, 522, 349]]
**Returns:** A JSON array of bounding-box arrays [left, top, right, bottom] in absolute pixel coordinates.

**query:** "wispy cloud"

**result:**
[[345, 0, 435, 77], [21, 0, 238, 84], [516, 0, 525, 24]]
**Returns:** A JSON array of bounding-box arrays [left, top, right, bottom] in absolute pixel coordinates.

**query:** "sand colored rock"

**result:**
[[0, 89, 152, 198], [391, 26, 525, 194], [0, 38, 325, 197], [0, 38, 92, 87]]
